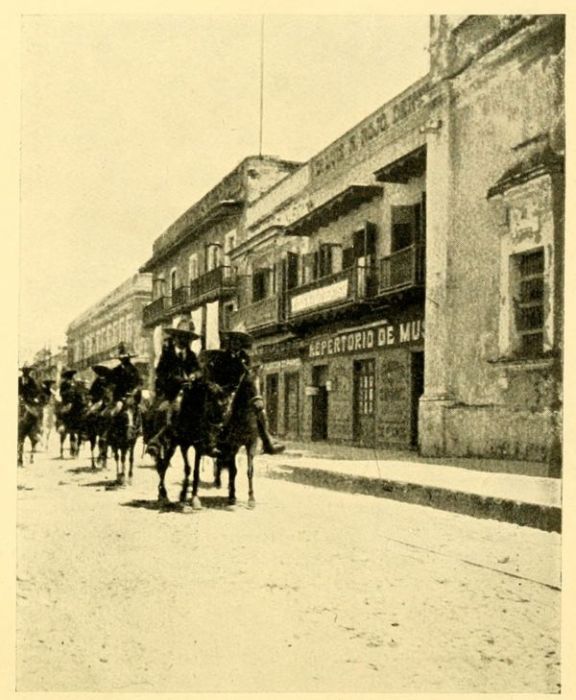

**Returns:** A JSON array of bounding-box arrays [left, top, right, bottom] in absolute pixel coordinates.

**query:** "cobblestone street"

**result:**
[[16, 442, 561, 693]]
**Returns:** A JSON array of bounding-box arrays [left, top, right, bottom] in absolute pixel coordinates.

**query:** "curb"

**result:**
[[265, 464, 561, 533]]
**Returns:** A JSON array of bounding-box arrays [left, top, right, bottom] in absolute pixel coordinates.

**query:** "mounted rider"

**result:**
[[87, 364, 113, 414], [108, 343, 142, 415], [219, 328, 285, 455], [58, 368, 79, 405], [18, 365, 42, 406], [146, 320, 221, 458]]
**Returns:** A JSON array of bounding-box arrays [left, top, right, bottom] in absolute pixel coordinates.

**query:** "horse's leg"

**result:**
[[228, 455, 237, 506], [247, 441, 256, 508], [157, 442, 175, 503], [179, 444, 190, 503], [191, 449, 202, 510], [59, 431, 65, 459], [128, 441, 135, 481], [214, 457, 222, 489], [114, 447, 123, 484], [17, 436, 24, 467]]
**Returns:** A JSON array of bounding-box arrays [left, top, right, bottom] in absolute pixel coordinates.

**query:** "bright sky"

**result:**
[[19, 14, 430, 362]]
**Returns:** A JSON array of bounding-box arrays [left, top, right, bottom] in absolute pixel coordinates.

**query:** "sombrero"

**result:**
[[61, 369, 77, 379], [220, 330, 254, 350], [164, 319, 201, 341], [91, 364, 112, 376]]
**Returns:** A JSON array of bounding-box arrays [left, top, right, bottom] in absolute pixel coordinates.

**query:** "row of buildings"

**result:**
[[65, 15, 565, 473]]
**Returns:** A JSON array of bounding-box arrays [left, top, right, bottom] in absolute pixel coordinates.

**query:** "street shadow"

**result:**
[[120, 499, 189, 514], [66, 466, 102, 475], [78, 479, 119, 489]]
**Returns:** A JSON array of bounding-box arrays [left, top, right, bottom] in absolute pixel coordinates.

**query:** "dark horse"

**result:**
[[149, 350, 259, 508], [55, 386, 86, 459], [18, 398, 43, 466], [107, 395, 139, 485]]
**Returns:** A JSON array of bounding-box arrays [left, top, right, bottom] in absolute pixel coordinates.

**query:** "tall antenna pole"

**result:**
[[258, 14, 265, 158]]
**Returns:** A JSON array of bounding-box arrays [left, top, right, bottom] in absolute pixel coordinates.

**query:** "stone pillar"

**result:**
[[418, 84, 455, 456]]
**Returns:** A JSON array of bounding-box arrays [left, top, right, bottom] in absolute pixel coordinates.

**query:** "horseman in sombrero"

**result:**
[[108, 344, 142, 409], [18, 364, 42, 405], [145, 320, 222, 458], [218, 327, 285, 455]]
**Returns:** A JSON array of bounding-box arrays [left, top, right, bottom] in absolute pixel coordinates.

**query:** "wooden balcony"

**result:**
[[189, 265, 236, 305], [379, 244, 425, 294], [229, 294, 285, 335], [286, 265, 374, 320], [142, 296, 169, 327]]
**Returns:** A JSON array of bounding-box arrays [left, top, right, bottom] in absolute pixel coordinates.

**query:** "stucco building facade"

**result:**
[[225, 15, 564, 471], [66, 273, 153, 385]]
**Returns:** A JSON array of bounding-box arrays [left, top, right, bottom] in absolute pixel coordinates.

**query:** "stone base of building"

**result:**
[[419, 396, 561, 473]]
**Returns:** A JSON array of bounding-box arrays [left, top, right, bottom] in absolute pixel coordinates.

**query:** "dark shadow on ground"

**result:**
[[78, 479, 120, 489], [121, 494, 250, 512], [66, 465, 104, 475]]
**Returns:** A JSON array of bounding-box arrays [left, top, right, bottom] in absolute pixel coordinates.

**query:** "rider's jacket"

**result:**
[[109, 361, 141, 402], [155, 344, 200, 401], [18, 375, 41, 404], [59, 378, 77, 405], [88, 376, 109, 404]]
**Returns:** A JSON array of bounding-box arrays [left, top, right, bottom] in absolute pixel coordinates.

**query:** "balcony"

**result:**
[[189, 265, 236, 305], [379, 244, 425, 294], [142, 296, 169, 327], [286, 265, 374, 320], [170, 285, 190, 309], [229, 294, 285, 335]]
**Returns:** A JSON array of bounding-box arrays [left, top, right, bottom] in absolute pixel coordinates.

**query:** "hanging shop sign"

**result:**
[[308, 318, 424, 358]]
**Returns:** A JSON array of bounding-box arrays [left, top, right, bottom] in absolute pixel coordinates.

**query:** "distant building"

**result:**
[[139, 156, 301, 377], [32, 346, 67, 383], [66, 273, 153, 385]]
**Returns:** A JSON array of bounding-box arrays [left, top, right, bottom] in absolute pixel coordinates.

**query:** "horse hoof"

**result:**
[[214, 480, 221, 490], [181, 504, 193, 514], [248, 498, 256, 509], [191, 496, 203, 510], [158, 493, 169, 505]]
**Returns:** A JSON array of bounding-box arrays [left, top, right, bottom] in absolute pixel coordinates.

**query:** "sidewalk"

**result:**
[[259, 441, 562, 533]]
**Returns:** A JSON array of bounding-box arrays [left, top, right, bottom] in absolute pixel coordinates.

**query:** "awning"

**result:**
[[284, 185, 383, 237], [374, 146, 426, 183]]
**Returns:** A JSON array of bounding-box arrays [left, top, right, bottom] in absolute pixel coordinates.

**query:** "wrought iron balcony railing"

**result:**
[[142, 296, 169, 326], [170, 285, 190, 308], [189, 265, 236, 303], [229, 294, 285, 333], [379, 244, 425, 294]]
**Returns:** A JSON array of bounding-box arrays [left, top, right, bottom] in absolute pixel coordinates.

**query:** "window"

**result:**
[[153, 276, 165, 299], [391, 206, 416, 252], [252, 268, 270, 302], [170, 268, 178, 294], [513, 249, 545, 357], [189, 254, 199, 281], [224, 232, 236, 268], [286, 252, 300, 290], [206, 244, 221, 272], [355, 359, 375, 415]]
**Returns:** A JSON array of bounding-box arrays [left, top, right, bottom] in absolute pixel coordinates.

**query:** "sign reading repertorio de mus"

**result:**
[[309, 318, 424, 358]]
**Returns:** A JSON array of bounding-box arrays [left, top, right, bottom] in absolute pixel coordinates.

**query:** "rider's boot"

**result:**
[[256, 408, 285, 455]]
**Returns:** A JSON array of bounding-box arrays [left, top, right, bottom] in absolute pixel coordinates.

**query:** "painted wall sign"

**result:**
[[308, 318, 424, 358], [310, 79, 434, 182], [291, 279, 349, 314]]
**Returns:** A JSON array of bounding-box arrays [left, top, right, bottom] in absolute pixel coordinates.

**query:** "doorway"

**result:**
[[410, 352, 425, 448], [311, 365, 328, 441], [353, 359, 376, 446], [284, 372, 300, 437], [265, 374, 279, 436]]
